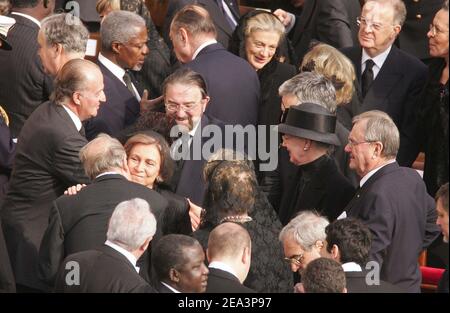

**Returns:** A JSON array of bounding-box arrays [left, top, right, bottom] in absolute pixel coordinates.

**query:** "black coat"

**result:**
[[277, 155, 355, 225], [397, 0, 443, 60], [1, 101, 90, 290], [289, 0, 360, 64], [163, 0, 240, 50], [38, 174, 171, 289], [345, 162, 441, 292], [185, 43, 260, 126], [345, 270, 404, 293], [84, 61, 142, 141], [0, 220, 15, 292], [0, 14, 53, 137], [341, 45, 428, 167], [54, 245, 156, 293], [206, 268, 256, 293]]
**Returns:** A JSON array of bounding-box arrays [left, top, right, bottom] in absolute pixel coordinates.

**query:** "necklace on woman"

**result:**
[[219, 215, 253, 224]]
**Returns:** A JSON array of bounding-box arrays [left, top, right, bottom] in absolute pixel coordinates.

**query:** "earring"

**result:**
[[303, 147, 308, 151]]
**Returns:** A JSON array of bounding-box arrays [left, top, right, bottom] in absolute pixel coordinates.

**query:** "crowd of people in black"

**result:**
[[0, 0, 448, 293]]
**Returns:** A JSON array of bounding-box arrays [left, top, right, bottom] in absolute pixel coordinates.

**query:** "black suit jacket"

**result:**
[[345, 270, 404, 293], [341, 45, 428, 166], [54, 245, 156, 293], [84, 61, 141, 141], [38, 174, 170, 289], [0, 220, 15, 292], [163, 0, 239, 50], [186, 43, 260, 126], [206, 267, 256, 293], [290, 0, 360, 63], [172, 114, 226, 205], [1, 101, 90, 290], [0, 14, 53, 137], [345, 162, 440, 292]]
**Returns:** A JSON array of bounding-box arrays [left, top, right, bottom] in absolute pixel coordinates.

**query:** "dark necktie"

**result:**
[[361, 59, 375, 98], [123, 71, 137, 98], [216, 0, 236, 30], [79, 125, 86, 138]]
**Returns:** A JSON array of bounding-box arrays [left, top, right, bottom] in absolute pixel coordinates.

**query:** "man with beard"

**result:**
[[85, 10, 153, 140], [162, 68, 225, 206]]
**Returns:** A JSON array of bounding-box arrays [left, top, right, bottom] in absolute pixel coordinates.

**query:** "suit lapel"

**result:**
[[199, 0, 233, 36], [291, 0, 318, 46], [362, 47, 404, 112]]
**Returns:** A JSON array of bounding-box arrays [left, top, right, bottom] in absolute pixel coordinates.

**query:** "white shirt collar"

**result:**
[[192, 39, 218, 60], [98, 53, 141, 101], [98, 53, 126, 84], [189, 118, 202, 138], [361, 45, 392, 80], [161, 281, 181, 293], [105, 240, 139, 273], [360, 159, 396, 187], [11, 12, 40, 27], [61, 105, 82, 131], [209, 261, 239, 280], [342, 262, 363, 272], [95, 171, 123, 179]]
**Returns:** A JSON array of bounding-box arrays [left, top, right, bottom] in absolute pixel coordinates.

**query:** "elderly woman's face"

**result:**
[[427, 9, 449, 59], [245, 30, 280, 70], [127, 143, 161, 189]]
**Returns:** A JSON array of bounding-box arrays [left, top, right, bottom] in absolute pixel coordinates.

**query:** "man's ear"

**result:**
[[169, 268, 180, 283], [179, 27, 189, 46], [393, 25, 402, 38], [331, 244, 340, 261], [72, 91, 82, 105], [140, 237, 152, 252], [201, 96, 210, 112], [53, 42, 63, 57], [372, 141, 384, 159], [242, 246, 251, 265], [206, 248, 211, 263], [111, 41, 122, 55]]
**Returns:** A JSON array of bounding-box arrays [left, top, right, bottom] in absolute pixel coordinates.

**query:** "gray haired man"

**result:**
[[37, 13, 89, 76], [54, 198, 158, 293], [344, 110, 440, 292]]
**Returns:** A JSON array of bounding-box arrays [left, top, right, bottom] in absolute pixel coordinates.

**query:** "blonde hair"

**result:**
[[244, 11, 285, 43], [96, 0, 120, 15], [301, 43, 355, 105]]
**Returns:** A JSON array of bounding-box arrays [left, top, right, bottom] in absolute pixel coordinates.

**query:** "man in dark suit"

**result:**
[[152, 234, 209, 293], [206, 222, 255, 293], [85, 10, 150, 141], [0, 14, 16, 293], [343, 110, 440, 292], [38, 133, 169, 289], [162, 68, 230, 206], [170, 4, 260, 126], [0, 0, 54, 138], [54, 198, 157, 293], [341, 0, 428, 167], [37, 12, 89, 77], [322, 218, 403, 292], [1, 59, 105, 292], [274, 0, 361, 63], [163, 0, 239, 50]]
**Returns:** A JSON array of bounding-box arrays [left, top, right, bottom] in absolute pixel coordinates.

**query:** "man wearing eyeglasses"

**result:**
[[162, 68, 227, 207], [341, 0, 427, 168], [343, 110, 440, 292]]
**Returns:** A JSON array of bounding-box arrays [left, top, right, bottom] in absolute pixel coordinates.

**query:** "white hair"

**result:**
[[279, 211, 329, 251], [107, 198, 157, 251]]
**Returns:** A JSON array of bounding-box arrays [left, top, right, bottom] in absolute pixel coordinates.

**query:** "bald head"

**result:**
[[208, 222, 251, 260], [51, 59, 102, 105]]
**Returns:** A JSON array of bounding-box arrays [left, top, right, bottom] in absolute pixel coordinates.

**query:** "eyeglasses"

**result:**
[[357, 16, 392, 32], [347, 138, 374, 147], [165, 100, 202, 113], [429, 23, 449, 36], [284, 253, 304, 266]]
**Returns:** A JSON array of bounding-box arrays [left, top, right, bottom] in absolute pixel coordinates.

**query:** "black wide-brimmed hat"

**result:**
[[277, 102, 341, 146]]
